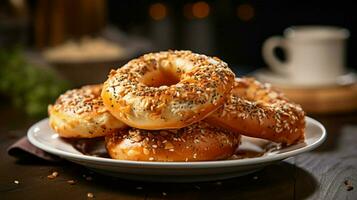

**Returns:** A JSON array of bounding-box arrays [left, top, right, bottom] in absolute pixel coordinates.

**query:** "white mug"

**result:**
[[262, 26, 350, 85]]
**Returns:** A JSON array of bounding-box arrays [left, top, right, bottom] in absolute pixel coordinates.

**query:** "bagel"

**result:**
[[101, 50, 235, 130], [205, 78, 305, 145], [48, 84, 127, 138], [105, 121, 241, 162]]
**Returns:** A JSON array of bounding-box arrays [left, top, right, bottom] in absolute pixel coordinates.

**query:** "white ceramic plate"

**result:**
[[28, 117, 326, 182], [254, 68, 357, 88]]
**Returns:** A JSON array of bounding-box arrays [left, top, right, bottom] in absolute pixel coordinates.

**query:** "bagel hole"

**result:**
[[141, 69, 180, 87]]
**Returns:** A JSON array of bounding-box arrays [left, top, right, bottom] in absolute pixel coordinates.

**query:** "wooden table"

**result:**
[[0, 105, 356, 200]]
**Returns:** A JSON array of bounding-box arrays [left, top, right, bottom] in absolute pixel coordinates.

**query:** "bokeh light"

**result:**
[[149, 3, 167, 20], [237, 4, 255, 21], [192, 1, 210, 19]]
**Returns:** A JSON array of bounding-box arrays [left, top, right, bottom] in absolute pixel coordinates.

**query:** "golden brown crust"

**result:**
[[205, 77, 305, 145], [48, 84, 127, 138], [105, 121, 241, 162], [101, 50, 235, 130]]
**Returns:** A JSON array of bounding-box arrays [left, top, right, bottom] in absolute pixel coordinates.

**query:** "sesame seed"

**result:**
[[143, 148, 150, 155]]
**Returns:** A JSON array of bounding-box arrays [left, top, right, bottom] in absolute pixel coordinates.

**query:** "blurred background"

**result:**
[[0, 0, 356, 118]]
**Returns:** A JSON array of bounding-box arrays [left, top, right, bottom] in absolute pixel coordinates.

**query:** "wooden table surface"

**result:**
[[0, 105, 356, 200]]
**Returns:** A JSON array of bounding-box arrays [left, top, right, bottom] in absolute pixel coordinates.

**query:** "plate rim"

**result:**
[[27, 117, 326, 169]]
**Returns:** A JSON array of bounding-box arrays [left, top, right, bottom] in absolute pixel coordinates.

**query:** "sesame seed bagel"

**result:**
[[105, 121, 240, 162], [48, 84, 127, 138], [101, 50, 235, 130], [205, 77, 305, 145]]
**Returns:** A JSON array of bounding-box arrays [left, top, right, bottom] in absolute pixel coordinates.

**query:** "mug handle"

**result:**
[[262, 36, 290, 75]]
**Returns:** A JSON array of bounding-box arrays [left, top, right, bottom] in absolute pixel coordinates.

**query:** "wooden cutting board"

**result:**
[[272, 84, 357, 114]]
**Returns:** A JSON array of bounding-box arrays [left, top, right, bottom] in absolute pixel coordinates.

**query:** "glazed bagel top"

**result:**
[[206, 78, 305, 144], [105, 121, 240, 162], [50, 84, 107, 117], [228, 78, 305, 122], [102, 50, 235, 130], [48, 84, 127, 138]]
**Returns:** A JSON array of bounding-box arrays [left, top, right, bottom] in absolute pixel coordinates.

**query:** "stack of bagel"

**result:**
[[48, 50, 305, 162]]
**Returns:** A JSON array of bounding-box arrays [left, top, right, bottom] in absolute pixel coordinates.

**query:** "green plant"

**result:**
[[0, 47, 70, 117]]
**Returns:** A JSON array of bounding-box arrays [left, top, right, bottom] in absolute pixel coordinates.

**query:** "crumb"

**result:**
[[347, 186, 354, 191], [67, 180, 76, 185], [253, 176, 258, 180], [87, 192, 94, 198], [47, 171, 59, 179], [194, 185, 201, 190], [136, 186, 143, 190], [344, 180, 354, 191], [14, 180, 19, 184], [86, 176, 93, 181], [162, 192, 167, 196]]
